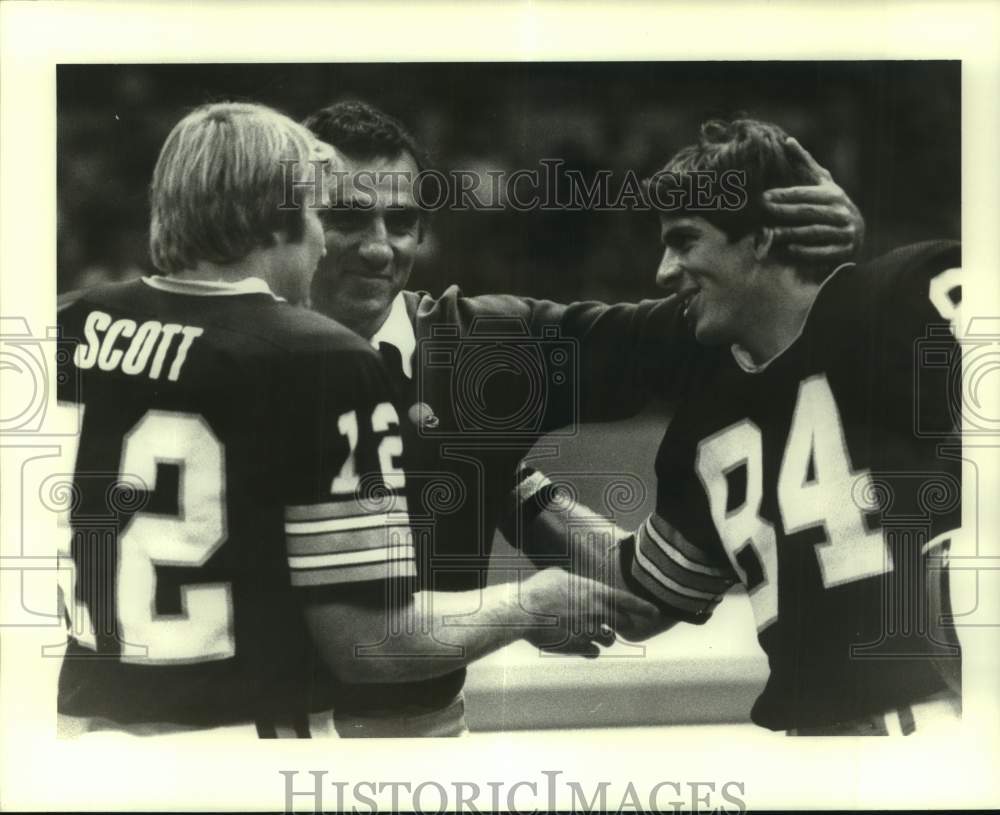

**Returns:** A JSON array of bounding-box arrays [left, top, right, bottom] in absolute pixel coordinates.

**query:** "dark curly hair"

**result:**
[[303, 100, 433, 236], [303, 100, 430, 172], [648, 118, 825, 277]]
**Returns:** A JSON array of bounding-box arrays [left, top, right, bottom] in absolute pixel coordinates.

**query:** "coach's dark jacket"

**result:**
[[333, 285, 678, 714]]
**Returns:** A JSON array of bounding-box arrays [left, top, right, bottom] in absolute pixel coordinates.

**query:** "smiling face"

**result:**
[[655, 214, 762, 347], [310, 151, 421, 338]]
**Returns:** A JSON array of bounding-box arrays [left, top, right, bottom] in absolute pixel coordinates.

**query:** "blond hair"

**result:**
[[149, 102, 326, 274]]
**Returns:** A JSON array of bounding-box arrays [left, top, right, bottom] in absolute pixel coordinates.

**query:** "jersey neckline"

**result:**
[[730, 261, 856, 374], [142, 275, 285, 301]]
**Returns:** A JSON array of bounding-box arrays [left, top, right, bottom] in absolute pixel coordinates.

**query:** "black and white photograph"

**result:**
[[1, 2, 998, 812]]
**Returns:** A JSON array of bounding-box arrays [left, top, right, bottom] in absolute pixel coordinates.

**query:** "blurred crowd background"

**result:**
[[57, 62, 959, 301]]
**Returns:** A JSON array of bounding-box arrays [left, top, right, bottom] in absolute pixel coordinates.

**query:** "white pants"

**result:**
[[787, 689, 961, 736], [57, 708, 338, 740], [333, 693, 469, 738]]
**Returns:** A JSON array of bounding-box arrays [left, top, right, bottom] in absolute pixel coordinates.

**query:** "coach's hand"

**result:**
[[763, 137, 865, 264], [519, 568, 658, 658]]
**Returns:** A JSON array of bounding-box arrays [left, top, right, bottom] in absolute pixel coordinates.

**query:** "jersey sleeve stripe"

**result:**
[[921, 527, 961, 556], [631, 543, 723, 616], [289, 558, 417, 588], [286, 524, 412, 556], [633, 540, 724, 602], [637, 525, 735, 595], [643, 518, 732, 578], [285, 494, 407, 522], [647, 513, 725, 569], [285, 511, 411, 535], [514, 468, 553, 503], [289, 542, 415, 570]]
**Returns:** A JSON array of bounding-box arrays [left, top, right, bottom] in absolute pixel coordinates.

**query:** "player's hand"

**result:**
[[762, 137, 865, 264], [528, 621, 618, 659], [612, 608, 676, 643], [520, 568, 657, 657]]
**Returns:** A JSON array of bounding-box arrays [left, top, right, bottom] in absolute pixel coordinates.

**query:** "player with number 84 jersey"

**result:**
[[626, 239, 962, 731]]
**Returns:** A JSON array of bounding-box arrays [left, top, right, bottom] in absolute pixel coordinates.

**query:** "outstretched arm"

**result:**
[[286, 348, 656, 687], [302, 567, 659, 684], [500, 466, 682, 642]]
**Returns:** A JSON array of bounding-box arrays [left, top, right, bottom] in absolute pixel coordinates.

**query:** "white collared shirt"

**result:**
[[142, 275, 284, 301], [369, 292, 415, 379]]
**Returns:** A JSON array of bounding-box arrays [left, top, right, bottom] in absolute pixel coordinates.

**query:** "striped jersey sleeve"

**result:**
[[625, 512, 737, 622], [282, 345, 417, 590], [285, 492, 415, 587]]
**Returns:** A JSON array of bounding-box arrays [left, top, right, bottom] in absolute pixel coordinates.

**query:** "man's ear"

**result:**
[[752, 226, 774, 261]]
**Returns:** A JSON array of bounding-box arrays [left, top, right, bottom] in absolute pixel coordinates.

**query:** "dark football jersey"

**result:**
[[328, 287, 680, 714], [625, 241, 963, 730], [56, 276, 414, 730]]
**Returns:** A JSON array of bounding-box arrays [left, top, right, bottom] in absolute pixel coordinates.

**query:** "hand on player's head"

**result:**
[[761, 137, 865, 264]]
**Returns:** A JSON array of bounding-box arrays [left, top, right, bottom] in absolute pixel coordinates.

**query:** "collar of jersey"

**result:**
[[142, 275, 285, 301], [370, 292, 415, 379], [730, 261, 855, 374]]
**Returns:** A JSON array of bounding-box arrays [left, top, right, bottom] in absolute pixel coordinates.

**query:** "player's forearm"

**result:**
[[502, 467, 616, 566], [606, 537, 682, 641], [310, 564, 655, 682], [504, 467, 678, 640], [505, 466, 627, 582], [535, 527, 680, 641], [366, 584, 530, 682], [323, 583, 534, 684]]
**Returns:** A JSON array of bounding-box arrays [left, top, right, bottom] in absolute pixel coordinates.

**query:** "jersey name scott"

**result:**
[[73, 310, 203, 382]]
